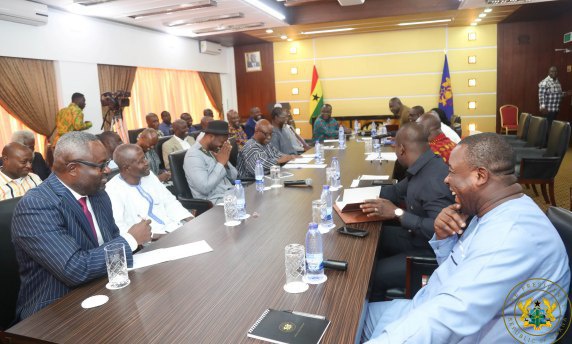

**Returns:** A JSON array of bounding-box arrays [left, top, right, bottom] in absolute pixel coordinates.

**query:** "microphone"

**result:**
[[284, 178, 313, 187]]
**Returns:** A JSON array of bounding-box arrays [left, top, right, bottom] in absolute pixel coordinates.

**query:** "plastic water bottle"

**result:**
[[234, 180, 247, 219], [338, 126, 346, 149], [320, 185, 333, 228], [371, 121, 377, 138], [315, 140, 322, 163], [330, 157, 341, 190], [380, 122, 388, 136], [305, 222, 327, 284], [254, 160, 264, 192], [353, 120, 359, 135]]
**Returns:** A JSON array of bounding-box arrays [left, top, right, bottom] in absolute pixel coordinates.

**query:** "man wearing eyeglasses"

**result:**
[[237, 119, 298, 179], [11, 131, 152, 321]]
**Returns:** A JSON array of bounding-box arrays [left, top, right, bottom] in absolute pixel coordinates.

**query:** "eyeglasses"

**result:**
[[69, 159, 111, 172]]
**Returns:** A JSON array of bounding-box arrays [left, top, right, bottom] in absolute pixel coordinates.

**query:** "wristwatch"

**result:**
[[394, 208, 404, 218]]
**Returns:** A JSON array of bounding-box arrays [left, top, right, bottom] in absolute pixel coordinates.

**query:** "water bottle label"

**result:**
[[306, 254, 323, 271]]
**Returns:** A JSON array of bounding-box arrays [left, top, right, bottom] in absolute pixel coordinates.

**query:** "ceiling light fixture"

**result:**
[[129, 0, 217, 19], [301, 27, 355, 35], [479, 13, 487, 18], [242, 0, 286, 21], [280, 34, 288, 39], [398, 19, 452, 26], [193, 22, 264, 34], [165, 12, 243, 27], [484, 8, 493, 13], [471, 22, 478, 26], [73, 0, 117, 6], [266, 29, 274, 33]]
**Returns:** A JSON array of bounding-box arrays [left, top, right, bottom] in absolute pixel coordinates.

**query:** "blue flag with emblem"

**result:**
[[438, 55, 454, 120]]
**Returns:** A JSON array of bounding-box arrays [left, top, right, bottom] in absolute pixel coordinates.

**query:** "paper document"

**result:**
[[129, 240, 213, 270], [290, 157, 314, 164], [365, 152, 397, 161], [323, 139, 338, 143], [282, 163, 327, 169], [350, 179, 360, 188], [360, 175, 390, 180], [264, 172, 294, 180], [322, 145, 337, 150], [336, 186, 381, 212], [301, 153, 315, 158]]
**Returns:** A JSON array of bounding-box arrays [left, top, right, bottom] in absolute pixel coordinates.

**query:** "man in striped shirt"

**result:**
[[237, 119, 297, 179], [0, 142, 41, 200]]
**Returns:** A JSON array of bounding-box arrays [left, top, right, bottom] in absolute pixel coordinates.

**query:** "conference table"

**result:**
[[6, 139, 396, 343]]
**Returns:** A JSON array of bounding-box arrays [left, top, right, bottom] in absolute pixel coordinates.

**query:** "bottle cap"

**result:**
[[235, 180, 241, 184], [308, 222, 318, 230], [323, 185, 330, 190]]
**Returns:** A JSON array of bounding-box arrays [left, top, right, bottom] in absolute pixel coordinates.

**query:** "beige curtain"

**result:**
[[198, 72, 222, 116], [0, 56, 58, 139], [97, 64, 137, 131]]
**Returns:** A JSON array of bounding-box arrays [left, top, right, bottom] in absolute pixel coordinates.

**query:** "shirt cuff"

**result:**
[[121, 233, 138, 252], [429, 233, 457, 260]]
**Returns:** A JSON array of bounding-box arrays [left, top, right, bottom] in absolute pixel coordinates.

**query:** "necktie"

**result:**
[[78, 197, 98, 241]]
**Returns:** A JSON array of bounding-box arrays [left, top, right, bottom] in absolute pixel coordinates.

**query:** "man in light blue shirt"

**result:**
[[363, 133, 570, 343]]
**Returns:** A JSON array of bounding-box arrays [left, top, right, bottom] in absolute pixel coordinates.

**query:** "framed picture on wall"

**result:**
[[245, 51, 262, 72]]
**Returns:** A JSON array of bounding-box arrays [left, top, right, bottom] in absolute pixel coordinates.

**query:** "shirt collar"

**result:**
[[406, 149, 437, 176], [174, 135, 185, 143], [0, 169, 23, 184], [56, 176, 84, 200]]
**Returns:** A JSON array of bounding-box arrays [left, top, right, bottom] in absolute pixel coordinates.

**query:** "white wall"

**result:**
[[0, 8, 238, 126]]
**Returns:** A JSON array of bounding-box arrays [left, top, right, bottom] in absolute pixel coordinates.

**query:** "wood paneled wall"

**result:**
[[234, 42, 277, 121], [497, 10, 572, 131]]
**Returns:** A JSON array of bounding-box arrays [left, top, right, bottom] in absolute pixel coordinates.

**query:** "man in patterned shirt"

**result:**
[[227, 109, 248, 150], [418, 113, 456, 164], [539, 66, 571, 131], [312, 104, 341, 141], [0, 142, 42, 200], [53, 92, 92, 146], [237, 119, 297, 179]]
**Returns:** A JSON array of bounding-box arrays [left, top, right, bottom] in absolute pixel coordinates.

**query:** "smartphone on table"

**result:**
[[337, 226, 368, 237]]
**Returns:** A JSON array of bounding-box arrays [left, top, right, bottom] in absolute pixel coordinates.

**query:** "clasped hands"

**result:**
[[360, 198, 398, 220], [213, 140, 232, 166]]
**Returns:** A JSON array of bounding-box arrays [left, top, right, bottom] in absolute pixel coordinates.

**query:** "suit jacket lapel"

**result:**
[[90, 193, 111, 242]]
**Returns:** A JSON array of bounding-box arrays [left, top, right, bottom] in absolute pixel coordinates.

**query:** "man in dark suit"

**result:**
[[11, 131, 152, 320]]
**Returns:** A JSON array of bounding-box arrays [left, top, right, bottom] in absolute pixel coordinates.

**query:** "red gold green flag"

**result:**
[[309, 65, 323, 125]]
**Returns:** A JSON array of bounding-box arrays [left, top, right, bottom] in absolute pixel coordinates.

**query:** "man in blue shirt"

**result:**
[[244, 107, 262, 139], [158, 111, 172, 136], [362, 133, 570, 343]]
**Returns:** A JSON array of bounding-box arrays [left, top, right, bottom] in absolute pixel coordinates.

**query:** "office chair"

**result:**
[[499, 105, 519, 135], [128, 128, 145, 144], [229, 138, 239, 168], [155, 135, 172, 170], [504, 112, 531, 142], [168, 150, 213, 216]]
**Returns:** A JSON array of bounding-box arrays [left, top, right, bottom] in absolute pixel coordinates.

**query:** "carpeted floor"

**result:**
[[524, 147, 572, 212]]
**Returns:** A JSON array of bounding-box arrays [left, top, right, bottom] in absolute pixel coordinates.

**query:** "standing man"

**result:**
[[389, 97, 410, 128], [183, 120, 237, 204], [162, 119, 195, 170], [158, 111, 173, 136], [0, 143, 42, 200], [244, 107, 263, 139], [11, 130, 51, 180], [312, 104, 340, 141], [11, 132, 151, 320], [145, 113, 163, 137], [227, 109, 248, 150], [539, 66, 571, 132], [53, 92, 92, 146], [270, 107, 298, 155], [136, 128, 171, 182]]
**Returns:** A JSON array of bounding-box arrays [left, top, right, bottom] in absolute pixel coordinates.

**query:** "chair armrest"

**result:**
[[513, 147, 546, 162], [518, 157, 561, 180], [177, 196, 213, 216]]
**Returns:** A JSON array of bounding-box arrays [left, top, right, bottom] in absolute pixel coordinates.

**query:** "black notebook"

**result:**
[[247, 309, 330, 344]]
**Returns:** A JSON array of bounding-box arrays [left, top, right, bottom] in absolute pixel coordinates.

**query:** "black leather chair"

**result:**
[[504, 112, 531, 142], [105, 168, 120, 180], [155, 135, 172, 170], [385, 256, 438, 300], [0, 197, 22, 330], [229, 138, 239, 168], [168, 150, 213, 216], [509, 116, 547, 149], [546, 207, 572, 343], [128, 128, 145, 144], [451, 115, 462, 138]]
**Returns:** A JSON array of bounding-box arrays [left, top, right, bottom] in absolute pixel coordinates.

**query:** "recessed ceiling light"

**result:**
[[280, 34, 287, 40], [479, 13, 487, 18], [475, 18, 482, 22], [484, 8, 493, 13], [165, 12, 244, 27], [398, 19, 452, 26], [301, 28, 355, 35], [287, 38, 293, 42], [130, 0, 217, 19], [471, 22, 478, 26], [266, 29, 273, 33]]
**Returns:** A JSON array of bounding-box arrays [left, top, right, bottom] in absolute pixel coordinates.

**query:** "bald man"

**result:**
[[0, 142, 42, 200], [418, 113, 456, 164], [360, 123, 454, 300], [161, 119, 195, 170], [424, 110, 461, 143], [106, 144, 193, 235], [237, 119, 298, 179]]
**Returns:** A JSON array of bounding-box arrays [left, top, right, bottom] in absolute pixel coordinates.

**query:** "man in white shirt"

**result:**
[[0, 142, 42, 200], [107, 144, 194, 236], [162, 119, 196, 170]]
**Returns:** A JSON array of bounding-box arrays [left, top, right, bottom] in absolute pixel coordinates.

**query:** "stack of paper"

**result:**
[[335, 186, 381, 212], [129, 240, 213, 270]]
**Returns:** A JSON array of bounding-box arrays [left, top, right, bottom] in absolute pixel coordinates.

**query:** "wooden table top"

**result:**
[[6, 140, 396, 344]]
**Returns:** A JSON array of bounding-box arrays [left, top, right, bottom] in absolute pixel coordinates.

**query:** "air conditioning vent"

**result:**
[[199, 41, 222, 55], [0, 0, 48, 26]]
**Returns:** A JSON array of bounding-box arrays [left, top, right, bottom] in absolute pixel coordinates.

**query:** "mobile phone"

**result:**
[[337, 226, 368, 237]]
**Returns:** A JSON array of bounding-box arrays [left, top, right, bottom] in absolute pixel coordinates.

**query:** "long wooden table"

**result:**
[[6, 140, 395, 343]]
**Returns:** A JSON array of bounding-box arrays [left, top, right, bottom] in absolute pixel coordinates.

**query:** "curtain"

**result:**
[[97, 64, 137, 135], [0, 56, 58, 140], [0, 105, 47, 155], [122, 67, 216, 131], [198, 72, 223, 117]]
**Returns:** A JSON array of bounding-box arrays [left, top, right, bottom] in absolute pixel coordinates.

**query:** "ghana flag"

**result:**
[[309, 65, 323, 125]]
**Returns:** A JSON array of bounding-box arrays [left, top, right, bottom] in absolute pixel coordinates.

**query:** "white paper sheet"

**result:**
[[322, 145, 337, 150], [323, 139, 338, 143], [129, 240, 213, 270], [360, 175, 390, 180], [365, 152, 397, 161], [301, 154, 315, 158], [290, 157, 314, 164], [336, 186, 381, 210], [350, 179, 360, 188], [282, 163, 328, 169]]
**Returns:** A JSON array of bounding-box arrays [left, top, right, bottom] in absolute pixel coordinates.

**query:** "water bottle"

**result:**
[[305, 222, 327, 284], [330, 157, 341, 190], [380, 122, 387, 136], [314, 140, 322, 163], [338, 126, 346, 149], [254, 160, 264, 192], [371, 121, 377, 138], [234, 180, 247, 219], [353, 119, 359, 135], [320, 185, 333, 228]]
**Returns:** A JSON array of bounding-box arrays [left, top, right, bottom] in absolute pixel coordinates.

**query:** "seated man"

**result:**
[[162, 119, 195, 170], [244, 107, 262, 139], [11, 130, 51, 180], [237, 119, 297, 179], [146, 112, 163, 137], [107, 144, 193, 235], [11, 132, 151, 320], [312, 104, 340, 141], [363, 133, 570, 343], [407, 105, 425, 123], [389, 97, 410, 127], [426, 110, 461, 143], [227, 109, 248, 150], [1, 142, 42, 200], [180, 112, 195, 135], [137, 128, 170, 182], [285, 112, 310, 152], [418, 113, 456, 164], [158, 110, 173, 136], [183, 120, 237, 204], [270, 107, 297, 155], [203, 108, 214, 118], [360, 123, 454, 299], [97, 131, 123, 169]]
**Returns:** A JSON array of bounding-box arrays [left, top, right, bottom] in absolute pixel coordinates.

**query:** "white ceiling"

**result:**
[[36, 0, 289, 38], [458, 0, 558, 9]]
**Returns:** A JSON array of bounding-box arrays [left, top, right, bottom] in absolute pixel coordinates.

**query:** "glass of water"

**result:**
[[325, 167, 333, 186], [284, 244, 309, 293], [270, 165, 282, 188], [223, 192, 240, 226], [104, 243, 130, 290]]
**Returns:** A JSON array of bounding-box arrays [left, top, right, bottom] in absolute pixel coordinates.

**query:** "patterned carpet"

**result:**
[[524, 147, 572, 212]]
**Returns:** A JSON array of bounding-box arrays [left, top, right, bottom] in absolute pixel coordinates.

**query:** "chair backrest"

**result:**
[[405, 256, 438, 299], [128, 128, 145, 144], [544, 121, 571, 159], [229, 138, 239, 168], [500, 105, 519, 127], [105, 168, 120, 180], [525, 116, 547, 148], [155, 135, 172, 170], [517, 113, 532, 140], [169, 150, 193, 199], [0, 197, 23, 330]]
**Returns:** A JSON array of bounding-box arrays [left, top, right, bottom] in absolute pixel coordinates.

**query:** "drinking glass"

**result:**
[[270, 165, 282, 188], [104, 243, 130, 290], [325, 167, 333, 186], [283, 244, 309, 293], [364, 139, 373, 153], [223, 192, 240, 226]]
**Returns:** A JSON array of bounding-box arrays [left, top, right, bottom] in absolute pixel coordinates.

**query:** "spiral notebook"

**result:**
[[247, 309, 330, 344]]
